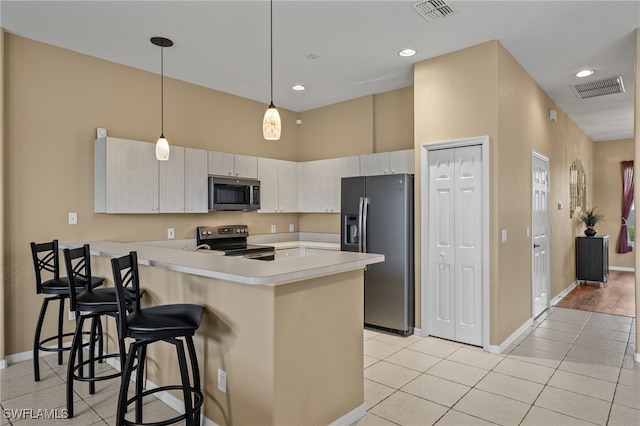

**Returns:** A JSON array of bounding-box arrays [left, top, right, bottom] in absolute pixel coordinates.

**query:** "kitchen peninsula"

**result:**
[[78, 240, 384, 426]]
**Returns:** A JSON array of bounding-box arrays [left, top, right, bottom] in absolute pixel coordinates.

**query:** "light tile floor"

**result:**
[[0, 352, 180, 425], [0, 307, 638, 425], [359, 307, 639, 426]]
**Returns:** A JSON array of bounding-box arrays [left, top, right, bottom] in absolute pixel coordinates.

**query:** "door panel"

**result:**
[[532, 154, 550, 318], [429, 145, 483, 346]]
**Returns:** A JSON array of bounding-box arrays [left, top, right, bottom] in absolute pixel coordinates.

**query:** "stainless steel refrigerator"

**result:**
[[341, 174, 414, 335]]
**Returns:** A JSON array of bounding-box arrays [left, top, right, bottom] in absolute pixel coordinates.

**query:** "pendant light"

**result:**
[[151, 36, 173, 160], [262, 0, 281, 140]]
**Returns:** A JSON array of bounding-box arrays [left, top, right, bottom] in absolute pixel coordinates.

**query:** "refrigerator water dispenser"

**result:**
[[343, 215, 359, 246]]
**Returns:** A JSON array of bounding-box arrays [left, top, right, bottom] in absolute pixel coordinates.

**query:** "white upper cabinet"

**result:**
[[96, 137, 208, 214], [298, 156, 359, 213], [257, 157, 279, 213], [360, 149, 414, 175], [159, 146, 186, 213], [278, 160, 298, 213], [184, 147, 209, 213], [208, 151, 258, 179], [257, 158, 298, 213], [95, 137, 159, 214]]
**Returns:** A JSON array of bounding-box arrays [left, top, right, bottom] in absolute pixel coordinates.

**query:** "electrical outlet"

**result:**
[[68, 310, 76, 321], [68, 212, 78, 225], [217, 368, 227, 393], [270, 224, 276, 234], [167, 228, 175, 239], [501, 229, 508, 243], [289, 223, 294, 233]]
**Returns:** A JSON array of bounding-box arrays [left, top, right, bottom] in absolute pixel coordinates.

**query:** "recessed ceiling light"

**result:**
[[576, 69, 594, 78], [292, 84, 306, 91], [398, 49, 416, 57]]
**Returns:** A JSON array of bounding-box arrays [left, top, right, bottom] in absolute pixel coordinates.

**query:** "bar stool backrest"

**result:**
[[62, 244, 93, 311], [110, 251, 141, 339], [30, 239, 61, 294]]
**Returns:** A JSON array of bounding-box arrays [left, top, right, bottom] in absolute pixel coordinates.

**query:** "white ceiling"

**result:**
[[1, 0, 638, 141]]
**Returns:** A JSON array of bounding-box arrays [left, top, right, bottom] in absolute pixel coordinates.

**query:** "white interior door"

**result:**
[[532, 153, 550, 318], [429, 145, 483, 346]]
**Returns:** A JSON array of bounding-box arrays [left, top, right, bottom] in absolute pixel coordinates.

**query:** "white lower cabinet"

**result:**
[[275, 247, 303, 260], [95, 137, 159, 213]]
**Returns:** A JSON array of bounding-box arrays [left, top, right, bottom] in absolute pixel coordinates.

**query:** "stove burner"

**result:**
[[196, 225, 275, 260]]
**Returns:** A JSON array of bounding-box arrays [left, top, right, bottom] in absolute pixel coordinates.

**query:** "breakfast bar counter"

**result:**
[[73, 240, 383, 426]]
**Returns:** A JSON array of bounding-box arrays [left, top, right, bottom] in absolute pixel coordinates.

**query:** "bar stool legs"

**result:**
[[116, 336, 203, 426], [32, 295, 74, 381]]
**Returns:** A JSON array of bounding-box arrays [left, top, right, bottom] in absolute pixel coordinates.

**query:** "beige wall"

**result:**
[[415, 41, 594, 344], [593, 139, 635, 269]]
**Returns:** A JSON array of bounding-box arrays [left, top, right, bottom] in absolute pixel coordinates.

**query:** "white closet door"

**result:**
[[429, 149, 456, 340], [453, 145, 483, 345], [428, 145, 483, 346]]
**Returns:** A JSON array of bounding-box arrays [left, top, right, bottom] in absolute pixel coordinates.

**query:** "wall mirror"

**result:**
[[569, 159, 586, 218]]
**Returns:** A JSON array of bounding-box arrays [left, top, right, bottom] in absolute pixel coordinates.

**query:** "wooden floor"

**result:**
[[554, 271, 635, 317]]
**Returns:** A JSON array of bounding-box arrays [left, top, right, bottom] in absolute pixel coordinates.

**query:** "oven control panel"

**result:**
[[197, 225, 249, 240]]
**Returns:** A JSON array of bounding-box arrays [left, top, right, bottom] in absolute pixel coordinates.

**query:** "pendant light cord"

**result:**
[[160, 44, 164, 137]]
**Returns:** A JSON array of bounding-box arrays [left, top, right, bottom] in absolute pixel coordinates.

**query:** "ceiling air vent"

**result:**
[[572, 76, 625, 99], [412, 0, 459, 22]]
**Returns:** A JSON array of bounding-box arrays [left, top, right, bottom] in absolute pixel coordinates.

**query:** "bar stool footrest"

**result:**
[[122, 385, 203, 426]]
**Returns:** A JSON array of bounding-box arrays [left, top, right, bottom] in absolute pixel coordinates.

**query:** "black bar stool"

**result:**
[[30, 240, 103, 381], [111, 251, 204, 426], [63, 244, 136, 418]]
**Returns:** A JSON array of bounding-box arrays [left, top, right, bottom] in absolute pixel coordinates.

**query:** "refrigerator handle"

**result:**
[[358, 197, 365, 253], [362, 197, 370, 253]]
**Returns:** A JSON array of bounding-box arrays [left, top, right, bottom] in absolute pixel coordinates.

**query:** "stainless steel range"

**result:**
[[196, 225, 275, 261]]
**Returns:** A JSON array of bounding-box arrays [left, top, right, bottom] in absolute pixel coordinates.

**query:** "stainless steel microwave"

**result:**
[[208, 176, 260, 211]]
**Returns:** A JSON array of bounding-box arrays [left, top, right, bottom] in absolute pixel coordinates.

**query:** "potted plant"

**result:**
[[578, 207, 604, 236]]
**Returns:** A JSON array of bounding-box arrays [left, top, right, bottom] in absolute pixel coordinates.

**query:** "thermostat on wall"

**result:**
[[96, 128, 107, 138]]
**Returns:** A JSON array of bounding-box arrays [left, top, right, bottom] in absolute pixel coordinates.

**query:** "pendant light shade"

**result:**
[[151, 36, 173, 160], [263, 0, 281, 140], [263, 102, 281, 140]]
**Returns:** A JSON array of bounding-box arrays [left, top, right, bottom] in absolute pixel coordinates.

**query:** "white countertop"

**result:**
[[269, 241, 340, 250], [67, 240, 383, 286]]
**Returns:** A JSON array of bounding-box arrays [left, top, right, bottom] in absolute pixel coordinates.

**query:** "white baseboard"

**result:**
[[413, 327, 423, 336], [485, 318, 534, 354], [0, 359, 6, 369], [551, 281, 579, 306], [329, 404, 366, 426], [610, 266, 635, 272], [635, 352, 640, 363], [5, 349, 217, 426]]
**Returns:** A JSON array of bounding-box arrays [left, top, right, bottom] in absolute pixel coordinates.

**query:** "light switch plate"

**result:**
[[501, 229, 507, 243], [68, 212, 78, 225]]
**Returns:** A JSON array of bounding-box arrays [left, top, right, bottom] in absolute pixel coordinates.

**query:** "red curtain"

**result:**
[[618, 161, 634, 254]]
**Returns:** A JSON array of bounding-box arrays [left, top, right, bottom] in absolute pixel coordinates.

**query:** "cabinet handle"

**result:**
[[534, 244, 540, 248]]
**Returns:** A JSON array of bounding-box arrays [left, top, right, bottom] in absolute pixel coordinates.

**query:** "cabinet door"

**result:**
[[298, 160, 327, 212], [234, 154, 258, 179], [389, 149, 414, 174], [208, 151, 235, 176], [278, 160, 298, 213], [159, 146, 185, 213], [184, 148, 208, 213], [360, 152, 390, 176], [258, 157, 279, 213], [99, 137, 159, 213], [329, 156, 360, 212]]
